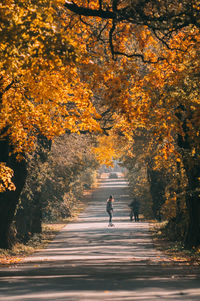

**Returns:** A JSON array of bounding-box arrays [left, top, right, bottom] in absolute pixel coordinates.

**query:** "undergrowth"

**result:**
[[150, 221, 200, 265]]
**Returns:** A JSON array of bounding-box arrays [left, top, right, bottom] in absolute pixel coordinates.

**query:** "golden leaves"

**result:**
[[0, 1, 104, 191], [0, 256, 22, 266], [0, 66, 101, 157], [1, 0, 199, 192], [0, 163, 16, 193], [92, 135, 117, 166]]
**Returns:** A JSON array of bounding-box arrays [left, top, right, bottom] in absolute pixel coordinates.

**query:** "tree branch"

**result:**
[[0, 80, 15, 104], [64, 1, 199, 31], [64, 1, 114, 19], [64, 1, 200, 60]]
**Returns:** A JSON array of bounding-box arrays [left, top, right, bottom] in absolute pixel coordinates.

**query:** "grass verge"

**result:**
[[150, 221, 200, 266], [0, 198, 87, 266]]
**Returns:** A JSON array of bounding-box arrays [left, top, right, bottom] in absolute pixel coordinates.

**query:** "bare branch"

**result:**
[[109, 20, 117, 60], [64, 1, 200, 60], [111, 50, 167, 64], [64, 1, 114, 19], [0, 80, 15, 104]]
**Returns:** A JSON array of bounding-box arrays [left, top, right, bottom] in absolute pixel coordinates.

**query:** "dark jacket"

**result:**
[[106, 200, 113, 211], [129, 200, 140, 213]]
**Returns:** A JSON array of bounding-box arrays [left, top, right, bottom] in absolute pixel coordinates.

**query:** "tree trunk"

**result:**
[[31, 195, 43, 234], [176, 106, 200, 248], [183, 161, 200, 248], [185, 194, 200, 248], [147, 163, 166, 221], [0, 139, 27, 249], [14, 136, 51, 242], [15, 192, 42, 242]]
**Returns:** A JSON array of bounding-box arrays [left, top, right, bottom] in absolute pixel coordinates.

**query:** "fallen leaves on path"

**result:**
[[150, 223, 200, 266], [0, 223, 67, 267], [0, 256, 22, 266]]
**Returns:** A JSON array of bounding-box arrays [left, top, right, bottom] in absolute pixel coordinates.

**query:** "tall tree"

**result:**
[[0, 0, 101, 248]]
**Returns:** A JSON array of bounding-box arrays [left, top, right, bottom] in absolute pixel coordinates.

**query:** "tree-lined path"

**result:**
[[0, 176, 200, 300]]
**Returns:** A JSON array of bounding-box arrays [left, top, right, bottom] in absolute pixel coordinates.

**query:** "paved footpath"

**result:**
[[0, 177, 200, 301]]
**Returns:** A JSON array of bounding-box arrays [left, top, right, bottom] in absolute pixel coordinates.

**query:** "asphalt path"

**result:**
[[0, 177, 200, 301]]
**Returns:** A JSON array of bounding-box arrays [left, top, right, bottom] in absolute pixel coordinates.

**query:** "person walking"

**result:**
[[106, 195, 114, 226], [129, 199, 140, 222]]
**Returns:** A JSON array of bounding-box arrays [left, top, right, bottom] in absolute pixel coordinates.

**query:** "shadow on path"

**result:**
[[0, 177, 199, 300]]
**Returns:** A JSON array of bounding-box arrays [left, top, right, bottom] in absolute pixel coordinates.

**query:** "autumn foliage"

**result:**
[[0, 0, 199, 249], [0, 0, 101, 190]]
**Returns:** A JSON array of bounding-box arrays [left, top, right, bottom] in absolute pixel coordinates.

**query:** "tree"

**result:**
[[0, 0, 101, 248], [14, 133, 99, 241], [110, 29, 200, 246], [88, 22, 200, 246], [1, 0, 199, 249], [65, 0, 200, 59]]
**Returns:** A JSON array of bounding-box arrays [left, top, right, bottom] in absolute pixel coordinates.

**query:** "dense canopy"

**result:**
[[0, 0, 199, 249]]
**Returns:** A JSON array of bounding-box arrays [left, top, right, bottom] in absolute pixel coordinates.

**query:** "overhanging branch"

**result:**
[[64, 1, 200, 60], [64, 1, 114, 19]]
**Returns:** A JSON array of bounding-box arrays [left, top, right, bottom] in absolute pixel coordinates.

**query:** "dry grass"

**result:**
[[0, 199, 87, 266], [150, 221, 200, 266], [0, 223, 67, 266]]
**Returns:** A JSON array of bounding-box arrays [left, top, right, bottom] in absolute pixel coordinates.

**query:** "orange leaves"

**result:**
[[0, 163, 16, 193], [0, 65, 101, 156], [0, 1, 199, 193], [0, 256, 22, 266], [92, 135, 118, 166], [0, 0, 77, 78], [0, 2, 104, 193]]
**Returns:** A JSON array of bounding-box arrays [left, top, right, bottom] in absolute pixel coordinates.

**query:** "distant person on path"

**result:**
[[129, 199, 140, 222], [106, 195, 114, 226]]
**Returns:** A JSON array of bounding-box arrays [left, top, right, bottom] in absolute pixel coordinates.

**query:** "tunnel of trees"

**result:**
[[0, 0, 199, 249]]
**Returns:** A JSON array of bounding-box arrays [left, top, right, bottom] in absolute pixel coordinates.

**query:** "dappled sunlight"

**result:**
[[1, 260, 200, 301], [0, 177, 200, 300], [99, 178, 129, 188], [23, 219, 163, 263], [1, 288, 200, 301], [23, 176, 161, 264]]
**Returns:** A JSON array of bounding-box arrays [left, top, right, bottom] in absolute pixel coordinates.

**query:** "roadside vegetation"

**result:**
[[0, 1, 199, 256], [151, 221, 200, 266]]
